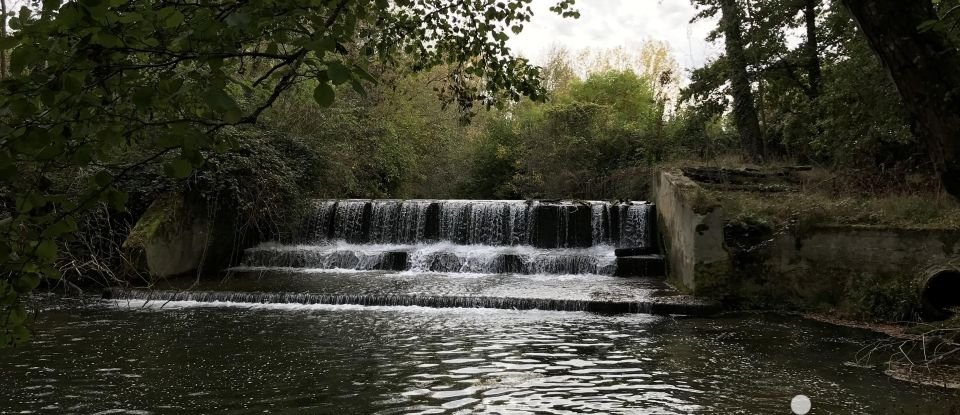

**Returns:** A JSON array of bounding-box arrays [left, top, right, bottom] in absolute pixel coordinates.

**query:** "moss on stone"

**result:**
[[688, 187, 721, 216], [690, 260, 734, 298], [121, 193, 210, 278], [123, 194, 182, 250]]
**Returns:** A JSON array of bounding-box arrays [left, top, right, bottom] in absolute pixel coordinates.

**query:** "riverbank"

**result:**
[[803, 313, 960, 389]]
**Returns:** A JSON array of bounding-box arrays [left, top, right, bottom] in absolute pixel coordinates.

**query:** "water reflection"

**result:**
[[1, 301, 957, 414]]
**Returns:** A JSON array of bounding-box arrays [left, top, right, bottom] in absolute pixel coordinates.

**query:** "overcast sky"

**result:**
[[507, 0, 721, 77]]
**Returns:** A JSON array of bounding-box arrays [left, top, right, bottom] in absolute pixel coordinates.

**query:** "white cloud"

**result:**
[[507, 0, 721, 78]]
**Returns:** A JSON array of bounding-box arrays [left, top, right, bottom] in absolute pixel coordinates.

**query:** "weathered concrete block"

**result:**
[[423, 202, 441, 241], [383, 251, 409, 271], [614, 256, 666, 277], [653, 168, 960, 318], [122, 193, 211, 279], [652, 171, 730, 296], [497, 253, 525, 274], [563, 204, 594, 248], [532, 204, 560, 248]]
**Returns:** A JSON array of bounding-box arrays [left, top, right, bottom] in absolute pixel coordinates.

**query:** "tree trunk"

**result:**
[[843, 0, 960, 198], [719, 0, 765, 163], [803, 0, 822, 98]]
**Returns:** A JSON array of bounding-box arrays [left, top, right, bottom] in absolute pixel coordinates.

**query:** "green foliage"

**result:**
[[0, 0, 579, 347], [262, 66, 472, 199], [566, 70, 657, 126], [460, 117, 524, 199], [683, 0, 922, 173], [191, 127, 321, 237], [713, 186, 960, 230], [848, 277, 920, 321], [461, 68, 667, 199]]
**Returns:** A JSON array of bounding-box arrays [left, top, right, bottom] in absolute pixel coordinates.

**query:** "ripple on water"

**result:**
[[1, 303, 959, 414]]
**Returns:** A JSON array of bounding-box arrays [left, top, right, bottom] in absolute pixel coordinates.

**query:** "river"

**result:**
[[2, 298, 957, 414]]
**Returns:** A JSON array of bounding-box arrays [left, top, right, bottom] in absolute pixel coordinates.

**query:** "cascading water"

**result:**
[[301, 199, 651, 247], [110, 199, 713, 315], [242, 199, 658, 277]]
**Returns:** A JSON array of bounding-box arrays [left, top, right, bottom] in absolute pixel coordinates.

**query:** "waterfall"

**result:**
[[110, 199, 703, 315], [305, 199, 655, 248], [240, 199, 658, 277], [618, 204, 651, 248], [332, 201, 369, 242], [591, 202, 611, 246], [243, 243, 617, 276], [304, 200, 337, 242]]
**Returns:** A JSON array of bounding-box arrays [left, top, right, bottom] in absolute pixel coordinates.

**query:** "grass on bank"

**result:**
[[667, 158, 960, 230], [716, 191, 960, 230]]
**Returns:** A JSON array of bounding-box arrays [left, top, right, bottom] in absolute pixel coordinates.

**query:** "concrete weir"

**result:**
[[273, 199, 664, 277], [302, 199, 656, 249], [116, 198, 721, 315]]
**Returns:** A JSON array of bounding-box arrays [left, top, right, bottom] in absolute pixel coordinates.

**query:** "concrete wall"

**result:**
[[772, 226, 959, 277], [653, 169, 960, 316], [758, 226, 960, 310], [652, 171, 730, 295]]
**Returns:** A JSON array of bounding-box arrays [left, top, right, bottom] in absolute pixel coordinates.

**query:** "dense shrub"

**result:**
[[190, 127, 321, 241]]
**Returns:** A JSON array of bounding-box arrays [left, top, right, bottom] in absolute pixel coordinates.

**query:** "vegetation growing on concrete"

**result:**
[[715, 189, 960, 231]]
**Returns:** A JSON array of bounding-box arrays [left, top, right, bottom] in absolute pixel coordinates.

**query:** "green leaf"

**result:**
[[94, 170, 112, 187], [106, 190, 129, 212], [157, 7, 185, 28], [350, 79, 367, 98], [224, 12, 250, 27], [306, 38, 336, 53], [16, 196, 33, 213], [352, 65, 378, 84], [327, 62, 352, 85], [313, 82, 336, 107], [205, 87, 238, 111], [41, 266, 62, 280], [13, 273, 40, 294], [181, 147, 204, 165], [6, 304, 27, 325], [35, 240, 57, 262], [165, 158, 193, 178], [224, 109, 243, 124], [133, 87, 155, 109], [9, 46, 37, 73], [43, 218, 78, 238], [265, 42, 279, 55], [63, 72, 86, 94], [918, 19, 939, 32]]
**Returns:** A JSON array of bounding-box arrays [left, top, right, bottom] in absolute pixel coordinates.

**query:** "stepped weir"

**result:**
[[251, 199, 663, 276], [110, 199, 717, 315]]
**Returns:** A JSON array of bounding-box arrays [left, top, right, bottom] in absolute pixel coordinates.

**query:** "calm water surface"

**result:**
[[2, 299, 958, 414]]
